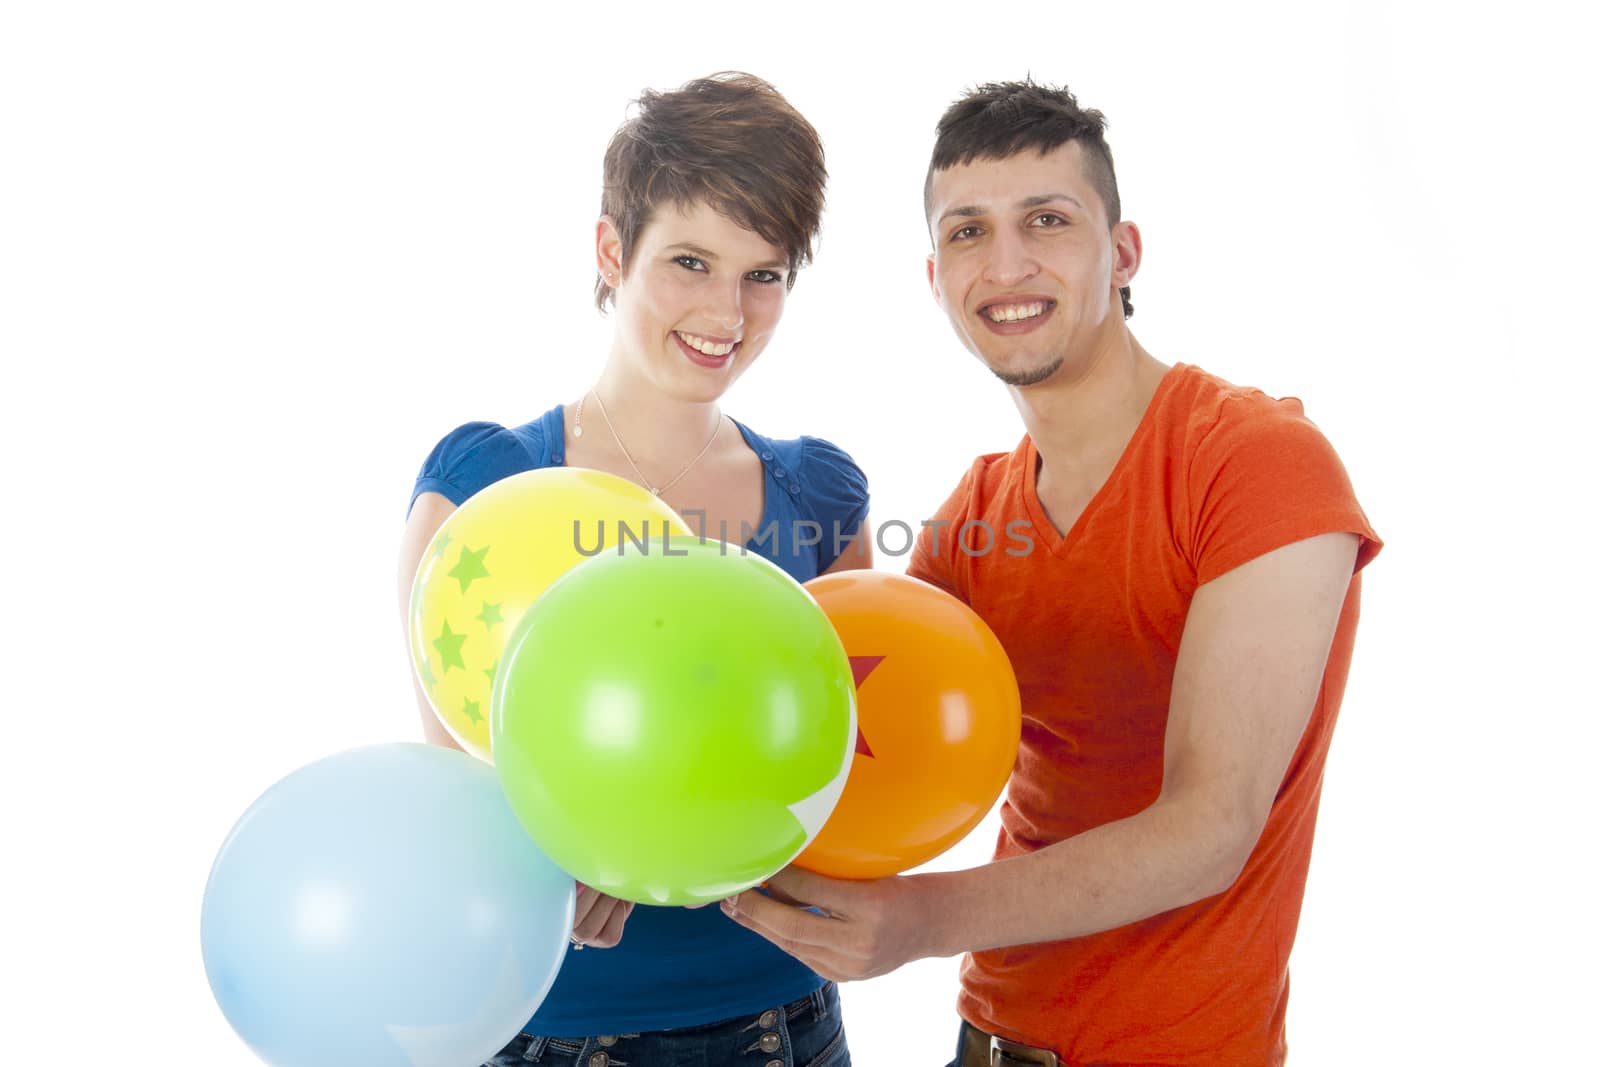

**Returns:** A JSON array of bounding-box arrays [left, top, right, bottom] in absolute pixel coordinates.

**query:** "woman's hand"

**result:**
[[571, 883, 635, 948]]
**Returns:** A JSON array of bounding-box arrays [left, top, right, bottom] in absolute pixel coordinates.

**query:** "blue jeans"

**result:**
[[484, 981, 849, 1067]]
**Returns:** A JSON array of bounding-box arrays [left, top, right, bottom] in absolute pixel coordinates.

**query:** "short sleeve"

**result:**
[[1190, 398, 1382, 586], [408, 420, 546, 516], [799, 436, 871, 572], [906, 463, 979, 602]]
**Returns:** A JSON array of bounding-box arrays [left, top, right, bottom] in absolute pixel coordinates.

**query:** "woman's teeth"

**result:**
[[678, 332, 735, 356]]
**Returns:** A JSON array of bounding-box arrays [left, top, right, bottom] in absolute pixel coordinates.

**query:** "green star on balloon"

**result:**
[[433, 620, 467, 673], [462, 697, 483, 725], [483, 661, 498, 684], [431, 530, 454, 561], [448, 544, 490, 593], [417, 654, 439, 692], [476, 601, 504, 630]]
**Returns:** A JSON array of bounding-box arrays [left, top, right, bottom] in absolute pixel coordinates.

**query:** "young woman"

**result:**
[[397, 73, 868, 1067]]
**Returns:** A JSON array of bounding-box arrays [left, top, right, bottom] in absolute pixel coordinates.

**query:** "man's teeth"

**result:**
[[986, 302, 1048, 322], [678, 332, 736, 357]]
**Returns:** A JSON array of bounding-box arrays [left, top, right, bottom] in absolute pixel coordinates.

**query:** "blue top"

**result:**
[[409, 403, 870, 1035]]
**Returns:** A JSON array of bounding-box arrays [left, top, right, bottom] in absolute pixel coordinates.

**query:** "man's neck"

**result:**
[[1011, 331, 1169, 479]]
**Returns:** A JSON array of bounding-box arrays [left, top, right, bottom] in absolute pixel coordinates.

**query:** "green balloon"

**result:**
[[491, 537, 856, 905]]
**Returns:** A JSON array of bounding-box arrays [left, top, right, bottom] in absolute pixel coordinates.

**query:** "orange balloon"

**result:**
[[793, 571, 1020, 879]]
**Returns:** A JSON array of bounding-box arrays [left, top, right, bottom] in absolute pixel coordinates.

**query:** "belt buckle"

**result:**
[[989, 1034, 1060, 1067]]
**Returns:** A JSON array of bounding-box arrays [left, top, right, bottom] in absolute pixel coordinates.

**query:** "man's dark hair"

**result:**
[[595, 72, 827, 312], [925, 80, 1132, 319]]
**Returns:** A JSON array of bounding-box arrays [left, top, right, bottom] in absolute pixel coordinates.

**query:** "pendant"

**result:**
[[650, 487, 660, 495], [573, 425, 583, 437]]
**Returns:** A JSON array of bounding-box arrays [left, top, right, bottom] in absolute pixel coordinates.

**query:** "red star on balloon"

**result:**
[[849, 655, 885, 757]]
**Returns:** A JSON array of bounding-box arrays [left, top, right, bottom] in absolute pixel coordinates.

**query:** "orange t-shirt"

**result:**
[[907, 363, 1382, 1067]]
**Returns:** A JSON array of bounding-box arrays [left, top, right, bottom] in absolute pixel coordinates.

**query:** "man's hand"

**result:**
[[572, 883, 634, 948], [729, 533, 1364, 972], [720, 867, 939, 981]]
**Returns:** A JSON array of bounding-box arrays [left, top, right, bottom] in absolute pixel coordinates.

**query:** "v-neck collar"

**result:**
[[1021, 363, 1185, 559]]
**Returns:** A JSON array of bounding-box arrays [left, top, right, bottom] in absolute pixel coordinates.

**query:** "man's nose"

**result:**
[[982, 229, 1039, 288]]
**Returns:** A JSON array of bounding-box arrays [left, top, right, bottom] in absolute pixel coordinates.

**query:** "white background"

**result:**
[[3, 2, 1595, 1063]]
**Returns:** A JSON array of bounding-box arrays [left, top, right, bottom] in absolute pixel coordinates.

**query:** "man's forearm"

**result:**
[[910, 794, 1252, 958]]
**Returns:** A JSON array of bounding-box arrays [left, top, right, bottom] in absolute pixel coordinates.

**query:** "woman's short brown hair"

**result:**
[[595, 72, 827, 311]]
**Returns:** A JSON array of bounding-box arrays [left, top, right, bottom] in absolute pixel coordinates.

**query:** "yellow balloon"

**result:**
[[410, 468, 687, 761]]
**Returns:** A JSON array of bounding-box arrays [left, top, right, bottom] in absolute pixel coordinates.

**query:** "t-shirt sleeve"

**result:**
[[800, 436, 871, 572], [906, 463, 979, 602], [1189, 397, 1382, 586], [408, 421, 542, 516]]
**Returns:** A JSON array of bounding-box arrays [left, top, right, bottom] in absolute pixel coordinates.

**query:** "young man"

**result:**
[[723, 80, 1383, 1066]]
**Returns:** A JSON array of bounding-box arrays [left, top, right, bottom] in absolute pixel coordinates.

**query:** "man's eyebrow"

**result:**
[[936, 205, 987, 225], [936, 193, 1085, 226], [1020, 193, 1085, 211]]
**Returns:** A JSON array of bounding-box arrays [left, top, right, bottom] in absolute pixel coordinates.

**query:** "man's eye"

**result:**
[[1032, 213, 1067, 227], [675, 255, 708, 272], [950, 225, 981, 242]]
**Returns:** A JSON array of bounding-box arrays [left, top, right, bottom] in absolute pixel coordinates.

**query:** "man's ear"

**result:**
[[1110, 220, 1143, 289]]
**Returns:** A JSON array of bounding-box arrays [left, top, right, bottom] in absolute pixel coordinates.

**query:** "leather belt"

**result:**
[[959, 1021, 1063, 1067]]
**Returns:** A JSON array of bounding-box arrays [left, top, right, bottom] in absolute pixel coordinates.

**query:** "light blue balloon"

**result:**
[[201, 743, 574, 1067]]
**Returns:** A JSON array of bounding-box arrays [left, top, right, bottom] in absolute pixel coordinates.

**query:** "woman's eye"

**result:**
[[747, 269, 783, 284], [674, 255, 708, 272]]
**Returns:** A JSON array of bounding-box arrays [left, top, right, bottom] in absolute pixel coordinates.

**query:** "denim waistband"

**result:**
[[537, 983, 831, 1054]]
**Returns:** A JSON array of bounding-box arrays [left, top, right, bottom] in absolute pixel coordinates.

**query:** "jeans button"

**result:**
[[759, 1009, 779, 1029], [596, 1036, 618, 1047], [587, 1053, 609, 1067], [766, 1061, 784, 1067], [759, 1032, 782, 1053]]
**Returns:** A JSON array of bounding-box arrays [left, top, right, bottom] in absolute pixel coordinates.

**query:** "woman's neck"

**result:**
[[580, 363, 725, 472]]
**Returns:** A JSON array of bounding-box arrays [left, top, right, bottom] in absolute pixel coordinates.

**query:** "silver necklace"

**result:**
[[573, 389, 721, 497]]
